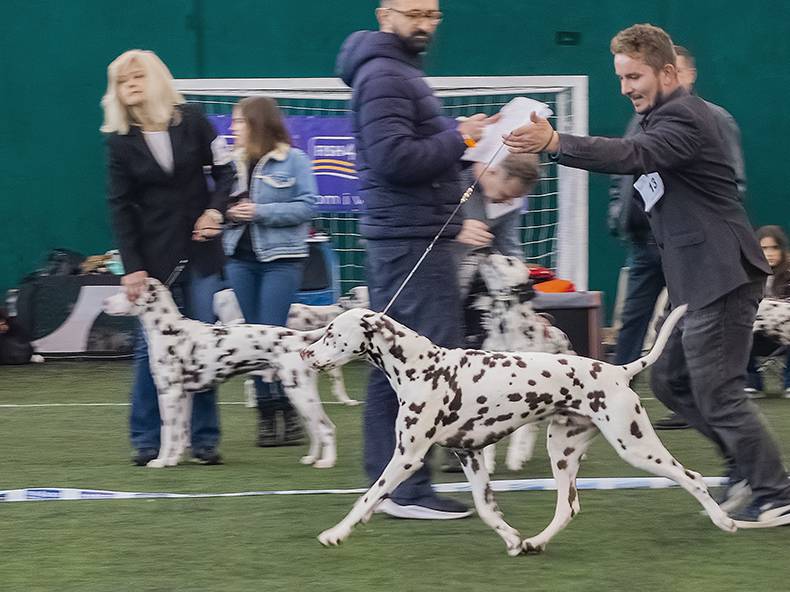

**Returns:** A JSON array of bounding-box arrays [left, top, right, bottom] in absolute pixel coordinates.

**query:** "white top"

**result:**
[[142, 131, 174, 174]]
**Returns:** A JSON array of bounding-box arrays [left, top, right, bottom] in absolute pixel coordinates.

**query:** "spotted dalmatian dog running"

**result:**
[[473, 253, 575, 472], [103, 278, 336, 469], [301, 304, 736, 555], [753, 298, 790, 345]]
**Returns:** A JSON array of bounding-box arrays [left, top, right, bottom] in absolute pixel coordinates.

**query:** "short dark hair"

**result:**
[[673, 45, 696, 68], [237, 96, 292, 162], [610, 24, 676, 72], [500, 153, 540, 189]]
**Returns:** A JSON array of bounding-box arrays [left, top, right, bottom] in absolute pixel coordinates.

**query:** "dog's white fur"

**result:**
[[214, 287, 368, 406], [103, 279, 336, 468], [474, 253, 575, 472], [753, 298, 790, 345], [301, 304, 736, 555]]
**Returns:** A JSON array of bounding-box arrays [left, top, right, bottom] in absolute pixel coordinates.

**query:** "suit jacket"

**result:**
[[608, 99, 747, 242], [106, 104, 234, 282], [556, 87, 769, 310]]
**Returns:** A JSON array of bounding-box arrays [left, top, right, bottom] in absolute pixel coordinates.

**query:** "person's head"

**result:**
[[376, 0, 442, 54], [610, 24, 680, 114], [100, 49, 184, 134], [475, 153, 540, 203], [757, 225, 789, 269], [674, 45, 698, 92], [231, 96, 292, 162]]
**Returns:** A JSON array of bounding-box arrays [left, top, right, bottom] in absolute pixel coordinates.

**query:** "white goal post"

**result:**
[[175, 76, 589, 290]]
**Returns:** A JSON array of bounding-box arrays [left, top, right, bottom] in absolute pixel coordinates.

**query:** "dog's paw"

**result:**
[[521, 539, 546, 555], [300, 455, 316, 465], [504, 533, 524, 557], [318, 524, 351, 546], [313, 458, 335, 469], [146, 458, 167, 468], [714, 513, 738, 533], [506, 459, 525, 472]]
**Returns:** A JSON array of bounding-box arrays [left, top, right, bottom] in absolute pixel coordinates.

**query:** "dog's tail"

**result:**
[[621, 304, 688, 380]]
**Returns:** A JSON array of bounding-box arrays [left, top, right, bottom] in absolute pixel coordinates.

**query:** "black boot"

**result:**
[[271, 381, 304, 445], [256, 383, 279, 447]]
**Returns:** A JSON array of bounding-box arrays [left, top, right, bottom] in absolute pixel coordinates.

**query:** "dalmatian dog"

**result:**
[[214, 287, 368, 406], [301, 304, 736, 556], [474, 253, 575, 472], [103, 278, 336, 469], [753, 298, 790, 345]]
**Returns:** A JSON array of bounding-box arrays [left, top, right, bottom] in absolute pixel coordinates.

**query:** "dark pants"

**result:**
[[130, 270, 223, 451], [650, 279, 790, 502], [364, 239, 461, 502], [614, 241, 666, 365]]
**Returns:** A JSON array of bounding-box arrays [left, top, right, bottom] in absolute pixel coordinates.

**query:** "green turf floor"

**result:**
[[2, 360, 789, 591]]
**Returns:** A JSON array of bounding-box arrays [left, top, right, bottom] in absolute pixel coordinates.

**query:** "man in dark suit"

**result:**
[[504, 23, 790, 527]]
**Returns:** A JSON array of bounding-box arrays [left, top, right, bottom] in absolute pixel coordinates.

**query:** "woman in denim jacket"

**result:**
[[224, 96, 318, 446]]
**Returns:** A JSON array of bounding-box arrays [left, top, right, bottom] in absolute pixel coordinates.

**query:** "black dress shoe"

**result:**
[[193, 447, 223, 465], [652, 412, 690, 430], [132, 448, 159, 466]]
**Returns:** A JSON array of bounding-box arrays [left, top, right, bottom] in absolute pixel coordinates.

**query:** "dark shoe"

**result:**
[[731, 497, 790, 528], [132, 448, 159, 466], [376, 495, 473, 520], [652, 412, 690, 430], [257, 411, 278, 447], [193, 446, 223, 465], [282, 408, 305, 445]]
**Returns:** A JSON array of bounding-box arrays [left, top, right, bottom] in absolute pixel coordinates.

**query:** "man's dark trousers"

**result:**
[[363, 238, 461, 502]]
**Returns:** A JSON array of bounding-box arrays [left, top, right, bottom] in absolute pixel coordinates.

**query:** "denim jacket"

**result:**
[[223, 143, 318, 262]]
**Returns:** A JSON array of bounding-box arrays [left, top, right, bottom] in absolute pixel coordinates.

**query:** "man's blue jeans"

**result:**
[[614, 241, 666, 365], [363, 239, 461, 503], [129, 270, 224, 451], [224, 257, 303, 404]]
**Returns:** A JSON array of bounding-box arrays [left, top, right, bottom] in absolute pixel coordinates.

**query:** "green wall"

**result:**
[[3, 1, 789, 319]]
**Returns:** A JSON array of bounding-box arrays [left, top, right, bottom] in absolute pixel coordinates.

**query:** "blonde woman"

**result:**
[[102, 49, 233, 466]]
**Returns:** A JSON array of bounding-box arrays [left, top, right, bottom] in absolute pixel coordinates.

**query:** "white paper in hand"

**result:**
[[462, 97, 553, 166], [633, 172, 665, 212]]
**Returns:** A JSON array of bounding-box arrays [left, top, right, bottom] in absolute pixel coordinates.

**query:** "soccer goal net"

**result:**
[[174, 76, 589, 292]]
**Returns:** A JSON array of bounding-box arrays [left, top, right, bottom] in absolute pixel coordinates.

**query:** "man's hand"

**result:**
[[458, 113, 501, 143], [226, 200, 256, 222], [122, 270, 149, 303], [193, 209, 223, 242], [503, 111, 559, 154], [456, 219, 493, 247]]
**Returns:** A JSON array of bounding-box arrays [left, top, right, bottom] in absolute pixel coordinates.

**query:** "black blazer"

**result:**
[[555, 88, 769, 310], [106, 104, 234, 282]]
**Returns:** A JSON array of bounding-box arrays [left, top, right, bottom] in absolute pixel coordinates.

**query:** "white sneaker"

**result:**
[[375, 498, 473, 520], [744, 387, 766, 399]]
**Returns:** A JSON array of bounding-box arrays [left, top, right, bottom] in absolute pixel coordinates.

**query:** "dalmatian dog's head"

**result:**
[[102, 278, 167, 316], [338, 285, 370, 310], [301, 308, 378, 370], [478, 253, 533, 302]]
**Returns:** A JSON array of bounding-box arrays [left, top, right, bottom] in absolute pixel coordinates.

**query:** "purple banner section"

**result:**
[[210, 114, 362, 212]]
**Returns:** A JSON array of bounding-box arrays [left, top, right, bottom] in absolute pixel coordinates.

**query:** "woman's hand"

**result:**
[[193, 209, 223, 241], [226, 201, 256, 222], [122, 270, 149, 302]]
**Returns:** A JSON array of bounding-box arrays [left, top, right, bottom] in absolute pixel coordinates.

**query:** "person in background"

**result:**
[[746, 225, 790, 398], [336, 0, 496, 519], [103, 49, 233, 466], [223, 96, 318, 447], [608, 43, 747, 431]]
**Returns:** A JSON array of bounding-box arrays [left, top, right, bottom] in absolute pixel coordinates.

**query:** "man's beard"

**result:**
[[402, 31, 433, 54]]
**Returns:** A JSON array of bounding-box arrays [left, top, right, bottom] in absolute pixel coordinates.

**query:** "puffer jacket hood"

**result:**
[[336, 30, 421, 87]]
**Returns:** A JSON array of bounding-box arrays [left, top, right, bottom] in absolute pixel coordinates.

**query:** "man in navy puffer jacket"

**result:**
[[336, 0, 494, 520]]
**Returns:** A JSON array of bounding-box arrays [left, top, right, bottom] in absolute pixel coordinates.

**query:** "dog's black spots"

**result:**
[[410, 436, 415, 443], [528, 379, 537, 386], [558, 358, 569, 365], [635, 404, 642, 414], [404, 463, 412, 470], [508, 393, 522, 402], [484, 484, 494, 505], [560, 387, 570, 396], [564, 447, 575, 456], [477, 407, 489, 415], [587, 390, 607, 413], [433, 409, 446, 426], [641, 360, 647, 368], [521, 412, 530, 418], [655, 458, 662, 464], [162, 325, 181, 336], [378, 479, 386, 487], [616, 438, 627, 451], [389, 344, 407, 363], [605, 414, 610, 421], [630, 421, 643, 439], [471, 456, 481, 473], [557, 459, 568, 470], [409, 402, 425, 414], [647, 454, 653, 460], [425, 427, 436, 439], [684, 469, 696, 480], [167, 345, 176, 356], [671, 460, 678, 467], [477, 396, 487, 404], [516, 360, 527, 369], [589, 362, 603, 379], [442, 412, 459, 426], [404, 416, 418, 429], [459, 355, 469, 368], [472, 368, 486, 383], [541, 370, 551, 378]]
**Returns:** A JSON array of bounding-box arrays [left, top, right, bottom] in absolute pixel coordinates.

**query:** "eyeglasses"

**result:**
[[387, 8, 443, 22]]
